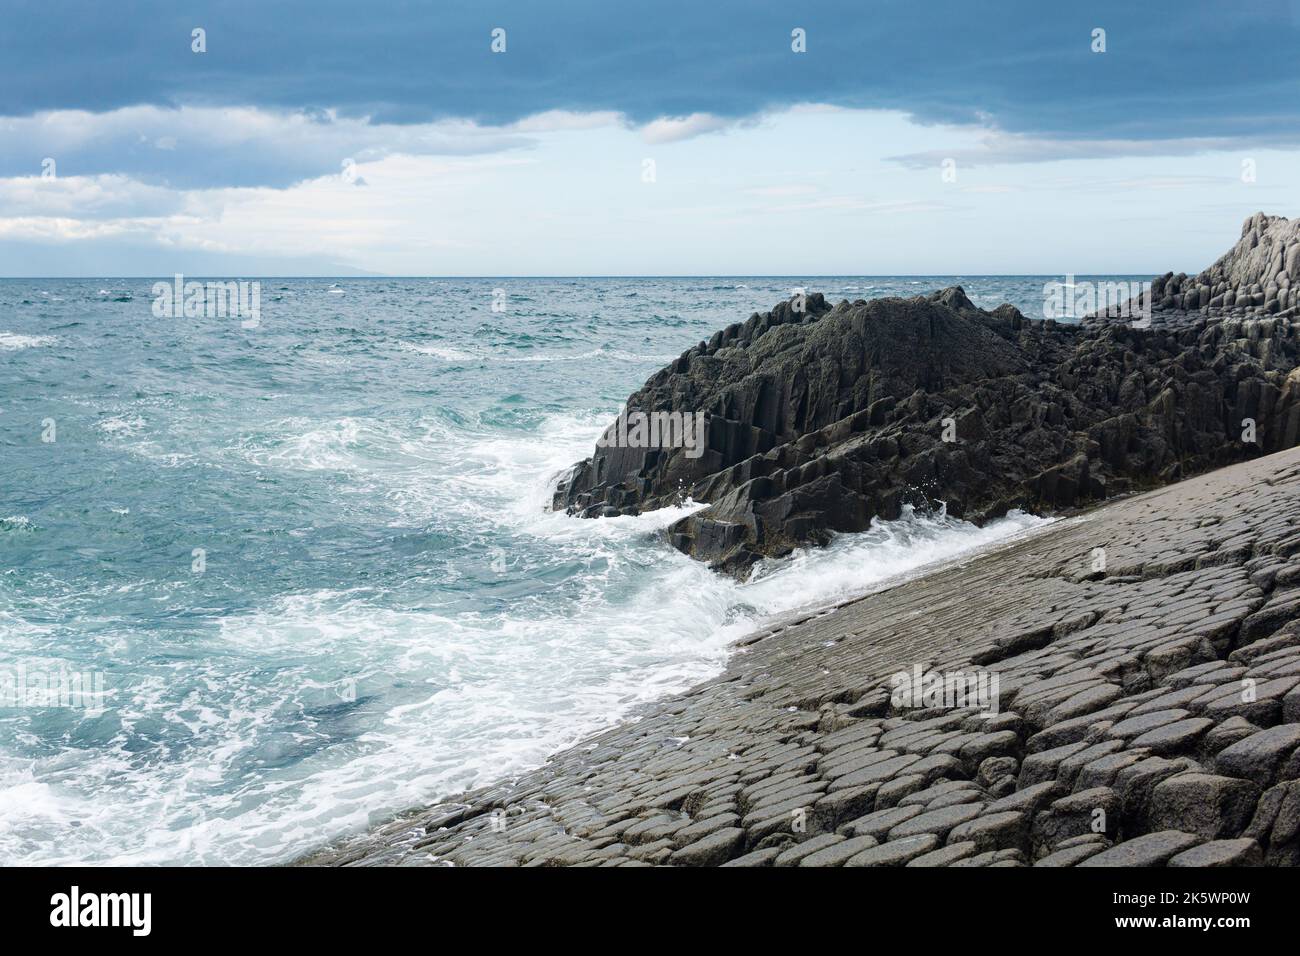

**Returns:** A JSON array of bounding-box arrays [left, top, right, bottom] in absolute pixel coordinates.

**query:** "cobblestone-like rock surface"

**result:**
[[301, 449, 1300, 867]]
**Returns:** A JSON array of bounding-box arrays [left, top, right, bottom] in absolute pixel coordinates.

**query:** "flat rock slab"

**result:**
[[1078, 831, 1203, 867], [1168, 838, 1263, 868], [669, 827, 745, 866], [845, 834, 940, 867], [798, 835, 881, 867]]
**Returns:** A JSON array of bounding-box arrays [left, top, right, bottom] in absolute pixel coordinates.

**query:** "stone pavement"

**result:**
[[301, 447, 1300, 867]]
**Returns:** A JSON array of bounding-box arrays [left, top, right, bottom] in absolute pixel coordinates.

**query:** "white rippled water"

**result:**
[[0, 331, 56, 350], [0, 408, 1051, 865], [0, 277, 1082, 866]]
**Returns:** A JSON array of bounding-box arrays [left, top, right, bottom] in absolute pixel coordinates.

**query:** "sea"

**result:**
[[0, 275, 1139, 865]]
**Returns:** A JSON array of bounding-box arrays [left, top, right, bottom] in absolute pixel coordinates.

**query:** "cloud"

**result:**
[[0, 106, 540, 189], [888, 130, 1300, 170], [3, 0, 1299, 151], [0, 217, 145, 242], [640, 113, 745, 144], [2, 0, 1297, 203], [0, 174, 186, 218], [508, 111, 622, 133], [0, 105, 730, 192]]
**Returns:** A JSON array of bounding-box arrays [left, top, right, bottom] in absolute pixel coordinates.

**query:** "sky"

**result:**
[[2, 0, 1299, 276]]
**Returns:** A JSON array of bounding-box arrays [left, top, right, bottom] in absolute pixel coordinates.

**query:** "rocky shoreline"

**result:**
[[300, 213, 1300, 867], [553, 215, 1300, 578], [303, 447, 1300, 866]]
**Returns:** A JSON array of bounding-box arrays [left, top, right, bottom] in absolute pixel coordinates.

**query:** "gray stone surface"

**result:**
[[1148, 774, 1260, 840], [1078, 831, 1203, 867], [1168, 838, 1263, 868], [301, 449, 1300, 867]]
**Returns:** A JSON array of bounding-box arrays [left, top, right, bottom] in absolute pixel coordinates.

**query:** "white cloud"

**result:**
[[0, 216, 145, 241], [887, 128, 1300, 169], [3, 104, 1299, 277], [0, 106, 540, 189], [640, 113, 744, 144], [0, 174, 184, 218], [508, 110, 622, 133]]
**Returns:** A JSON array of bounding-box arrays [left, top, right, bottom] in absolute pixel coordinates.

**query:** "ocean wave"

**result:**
[[398, 342, 475, 361], [0, 403, 1051, 866], [0, 332, 56, 351], [96, 415, 146, 436], [0, 277, 1088, 867], [399, 342, 674, 364]]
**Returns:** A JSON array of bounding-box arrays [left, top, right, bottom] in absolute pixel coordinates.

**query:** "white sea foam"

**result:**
[[247, 417, 366, 472], [399, 342, 475, 361], [398, 342, 675, 364], [0, 332, 56, 351], [96, 415, 146, 435], [490, 348, 678, 364], [0, 408, 1053, 866]]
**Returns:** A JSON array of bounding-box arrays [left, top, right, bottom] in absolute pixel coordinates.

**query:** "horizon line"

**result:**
[[0, 272, 1162, 281]]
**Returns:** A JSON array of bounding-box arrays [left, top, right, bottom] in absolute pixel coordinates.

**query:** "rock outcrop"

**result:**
[[1093, 212, 1300, 326], [554, 248, 1300, 576]]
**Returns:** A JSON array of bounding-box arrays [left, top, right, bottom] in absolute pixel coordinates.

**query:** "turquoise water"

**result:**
[[0, 276, 1118, 864]]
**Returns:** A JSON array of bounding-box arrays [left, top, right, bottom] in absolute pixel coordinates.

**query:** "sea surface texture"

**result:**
[[0, 276, 1133, 864]]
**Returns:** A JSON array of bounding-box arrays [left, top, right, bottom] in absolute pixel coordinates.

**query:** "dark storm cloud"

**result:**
[[2, 0, 1298, 187]]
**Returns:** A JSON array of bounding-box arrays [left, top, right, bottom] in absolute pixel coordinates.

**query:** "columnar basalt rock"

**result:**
[[1091, 212, 1300, 327], [302, 450, 1300, 867], [554, 253, 1300, 576], [298, 217, 1300, 869]]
